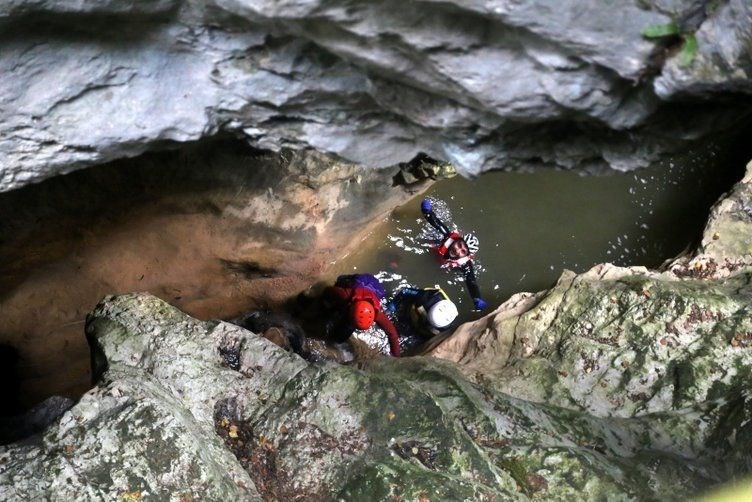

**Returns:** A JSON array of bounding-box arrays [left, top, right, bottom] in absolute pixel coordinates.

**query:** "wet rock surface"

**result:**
[[1, 290, 751, 499], [2, 0, 752, 191]]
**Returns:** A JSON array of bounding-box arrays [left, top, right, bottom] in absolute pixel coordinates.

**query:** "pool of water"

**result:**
[[333, 140, 749, 326]]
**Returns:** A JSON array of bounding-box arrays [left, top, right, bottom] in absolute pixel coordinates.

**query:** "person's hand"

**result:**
[[473, 298, 487, 310], [420, 198, 432, 214]]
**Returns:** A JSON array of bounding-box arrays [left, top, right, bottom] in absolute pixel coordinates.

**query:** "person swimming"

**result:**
[[420, 198, 487, 310], [389, 286, 459, 338]]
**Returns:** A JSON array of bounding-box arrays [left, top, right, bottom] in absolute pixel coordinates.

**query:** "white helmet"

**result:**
[[427, 299, 459, 329], [464, 233, 479, 254]]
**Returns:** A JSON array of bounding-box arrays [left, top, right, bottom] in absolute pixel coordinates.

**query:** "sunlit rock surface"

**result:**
[[2, 0, 752, 191], [2, 292, 750, 499]]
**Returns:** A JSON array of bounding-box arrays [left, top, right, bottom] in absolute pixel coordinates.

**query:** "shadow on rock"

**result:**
[[0, 396, 74, 445], [229, 301, 393, 367]]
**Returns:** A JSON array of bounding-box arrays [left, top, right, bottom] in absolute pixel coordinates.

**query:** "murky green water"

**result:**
[[334, 141, 748, 325]]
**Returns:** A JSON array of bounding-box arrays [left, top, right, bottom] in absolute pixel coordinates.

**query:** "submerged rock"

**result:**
[[2, 0, 752, 191], [1, 291, 750, 499]]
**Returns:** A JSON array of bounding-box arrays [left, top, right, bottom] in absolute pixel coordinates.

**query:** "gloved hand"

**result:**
[[420, 198, 432, 214], [473, 298, 487, 310]]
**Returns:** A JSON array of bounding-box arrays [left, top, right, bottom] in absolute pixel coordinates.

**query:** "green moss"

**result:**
[[498, 457, 529, 494], [337, 457, 509, 501]]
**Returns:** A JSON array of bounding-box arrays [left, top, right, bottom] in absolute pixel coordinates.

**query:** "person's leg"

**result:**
[[421, 199, 451, 235]]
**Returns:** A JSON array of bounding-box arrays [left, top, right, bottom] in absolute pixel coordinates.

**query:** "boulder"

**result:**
[[1, 291, 751, 499]]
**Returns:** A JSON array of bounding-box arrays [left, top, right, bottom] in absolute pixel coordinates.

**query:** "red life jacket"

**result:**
[[437, 232, 473, 267]]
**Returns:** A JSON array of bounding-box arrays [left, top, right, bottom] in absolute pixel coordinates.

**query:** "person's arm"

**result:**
[[396, 286, 420, 299], [420, 199, 450, 235], [374, 310, 401, 357], [463, 262, 487, 310]]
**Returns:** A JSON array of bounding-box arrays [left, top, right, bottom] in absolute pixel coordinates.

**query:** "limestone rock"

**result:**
[[669, 160, 752, 279], [655, 0, 752, 98], [2, 292, 750, 499], [430, 263, 752, 417], [2, 0, 752, 191]]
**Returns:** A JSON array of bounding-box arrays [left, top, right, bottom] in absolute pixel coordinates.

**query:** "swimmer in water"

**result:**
[[420, 198, 487, 310]]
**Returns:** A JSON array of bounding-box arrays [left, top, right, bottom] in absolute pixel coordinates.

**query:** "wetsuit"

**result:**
[[322, 285, 401, 357], [393, 287, 454, 337], [422, 208, 483, 305]]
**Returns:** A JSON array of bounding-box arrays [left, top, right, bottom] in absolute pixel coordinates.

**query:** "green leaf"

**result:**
[[678, 34, 698, 67], [641, 22, 680, 39]]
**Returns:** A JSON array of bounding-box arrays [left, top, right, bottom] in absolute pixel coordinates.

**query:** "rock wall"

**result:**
[[2, 292, 750, 499], [0, 139, 436, 408], [2, 0, 752, 191]]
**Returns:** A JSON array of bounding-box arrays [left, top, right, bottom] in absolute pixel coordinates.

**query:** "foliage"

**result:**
[[642, 21, 697, 67], [679, 33, 698, 67], [641, 22, 680, 39]]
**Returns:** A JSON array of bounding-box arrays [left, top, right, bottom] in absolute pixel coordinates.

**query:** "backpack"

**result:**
[[335, 274, 386, 300]]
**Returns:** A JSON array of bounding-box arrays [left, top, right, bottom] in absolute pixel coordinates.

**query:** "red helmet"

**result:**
[[351, 300, 375, 330]]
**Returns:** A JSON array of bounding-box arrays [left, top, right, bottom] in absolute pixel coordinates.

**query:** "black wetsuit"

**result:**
[[393, 287, 454, 337], [422, 208, 483, 303]]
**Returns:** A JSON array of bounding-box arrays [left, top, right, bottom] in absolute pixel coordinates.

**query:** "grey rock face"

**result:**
[[2, 292, 751, 499], [2, 0, 752, 191], [655, 0, 752, 98], [0, 0, 178, 17]]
